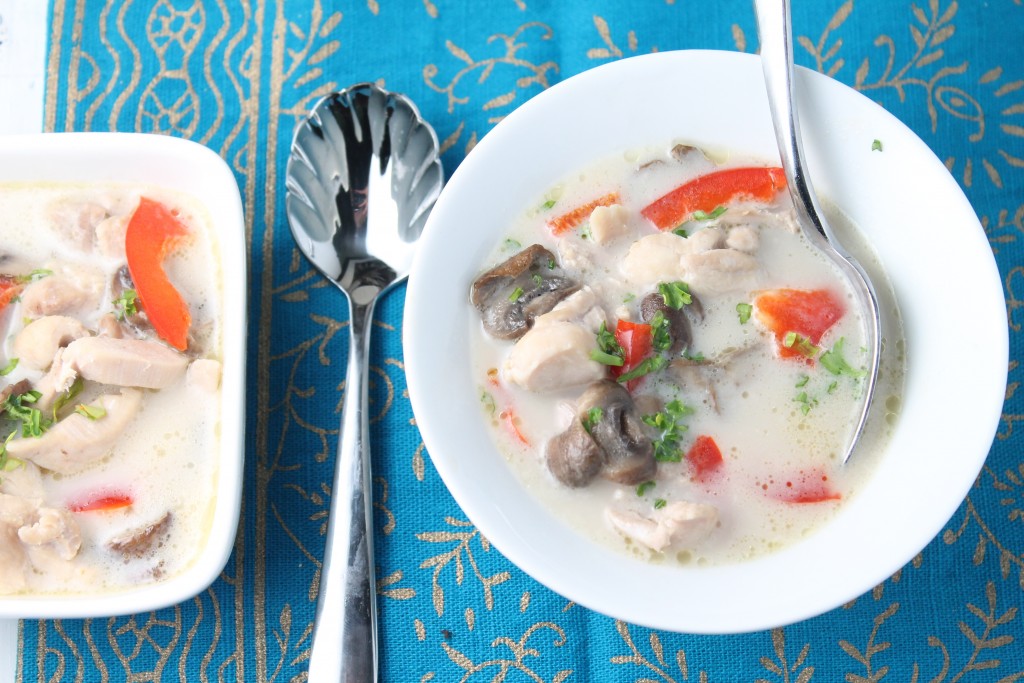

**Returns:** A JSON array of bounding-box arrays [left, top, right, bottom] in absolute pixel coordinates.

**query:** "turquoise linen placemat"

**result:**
[[19, 0, 1024, 680]]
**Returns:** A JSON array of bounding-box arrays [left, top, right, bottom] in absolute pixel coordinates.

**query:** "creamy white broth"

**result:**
[[0, 183, 222, 595], [470, 143, 903, 565]]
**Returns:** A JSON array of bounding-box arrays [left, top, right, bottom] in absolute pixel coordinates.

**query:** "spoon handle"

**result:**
[[307, 297, 378, 682], [755, 0, 882, 464]]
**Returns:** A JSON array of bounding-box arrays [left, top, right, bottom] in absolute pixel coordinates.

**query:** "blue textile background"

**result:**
[[19, 0, 1024, 681]]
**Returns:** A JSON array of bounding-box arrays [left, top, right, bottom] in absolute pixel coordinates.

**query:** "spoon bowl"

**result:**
[[285, 83, 443, 681], [754, 0, 882, 464]]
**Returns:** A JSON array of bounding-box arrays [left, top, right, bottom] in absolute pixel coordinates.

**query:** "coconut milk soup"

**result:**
[[0, 184, 222, 595], [470, 143, 903, 565]]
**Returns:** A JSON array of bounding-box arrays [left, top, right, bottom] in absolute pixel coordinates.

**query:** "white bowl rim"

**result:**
[[404, 49, 1007, 633], [0, 132, 246, 619]]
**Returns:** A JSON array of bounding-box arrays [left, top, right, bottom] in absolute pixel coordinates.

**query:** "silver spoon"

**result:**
[[754, 0, 881, 464], [285, 83, 443, 681]]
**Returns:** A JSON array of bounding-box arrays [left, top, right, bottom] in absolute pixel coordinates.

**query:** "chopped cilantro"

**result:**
[[736, 302, 752, 324], [650, 311, 672, 353], [794, 391, 817, 415], [682, 348, 705, 363], [643, 400, 693, 462], [617, 354, 667, 383], [581, 407, 603, 434], [531, 274, 543, 286], [15, 269, 52, 284], [871, 139, 883, 152], [827, 380, 839, 394], [0, 358, 17, 376], [75, 404, 107, 420], [691, 205, 727, 221], [508, 286, 524, 302], [52, 377, 84, 421], [636, 480, 656, 497], [782, 331, 820, 359], [672, 227, 689, 238], [541, 199, 557, 210], [547, 258, 556, 270], [658, 281, 692, 309], [113, 288, 139, 320], [653, 498, 667, 510], [2, 390, 49, 437], [819, 337, 867, 378], [591, 322, 625, 366], [795, 374, 809, 388]]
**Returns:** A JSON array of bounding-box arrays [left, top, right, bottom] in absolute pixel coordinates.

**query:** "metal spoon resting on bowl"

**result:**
[[754, 0, 882, 464], [285, 83, 443, 681]]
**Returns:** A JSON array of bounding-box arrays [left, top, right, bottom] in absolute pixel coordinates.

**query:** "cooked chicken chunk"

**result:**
[[12, 315, 90, 370], [621, 228, 760, 295], [588, 204, 633, 245], [61, 336, 188, 389], [503, 288, 609, 392], [606, 501, 718, 552], [187, 358, 222, 393], [49, 200, 108, 253], [0, 492, 82, 593], [20, 266, 105, 319], [6, 388, 143, 474]]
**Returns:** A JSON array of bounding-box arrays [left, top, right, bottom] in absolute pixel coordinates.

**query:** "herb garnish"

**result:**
[[75, 404, 107, 420], [691, 205, 727, 221], [672, 227, 689, 238], [2, 390, 49, 437], [653, 498, 667, 510], [581, 407, 603, 434], [650, 311, 672, 353], [16, 269, 52, 284], [658, 281, 692, 309], [642, 399, 693, 462], [636, 480, 656, 497], [819, 337, 866, 378], [541, 199, 557, 210], [782, 331, 820, 359], [794, 391, 817, 415], [508, 286, 524, 302], [504, 238, 522, 250], [736, 302, 752, 324], [113, 288, 139, 320], [871, 139, 883, 152], [0, 358, 18, 376], [591, 322, 625, 366], [795, 374, 809, 388], [618, 354, 668, 383]]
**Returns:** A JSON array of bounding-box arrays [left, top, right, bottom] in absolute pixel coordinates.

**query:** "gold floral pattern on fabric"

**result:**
[[20, 0, 1024, 680]]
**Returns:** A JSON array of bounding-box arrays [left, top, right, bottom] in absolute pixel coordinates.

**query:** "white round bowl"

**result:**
[[404, 50, 1006, 633]]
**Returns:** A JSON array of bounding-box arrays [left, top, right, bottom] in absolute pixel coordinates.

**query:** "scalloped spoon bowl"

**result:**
[[285, 83, 443, 681]]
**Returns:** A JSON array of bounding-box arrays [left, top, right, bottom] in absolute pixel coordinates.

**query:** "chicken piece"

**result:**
[[6, 388, 142, 474], [606, 501, 718, 552], [20, 266, 105, 319], [49, 200, 108, 253], [61, 336, 188, 389], [502, 287, 610, 392], [12, 315, 90, 370], [620, 232, 690, 286], [0, 524, 29, 593], [725, 225, 759, 253], [588, 204, 633, 245], [503, 322, 605, 392], [18, 507, 81, 560], [33, 348, 78, 413], [94, 213, 130, 260], [187, 358, 222, 393], [679, 248, 759, 295], [0, 460, 46, 500], [686, 226, 726, 252]]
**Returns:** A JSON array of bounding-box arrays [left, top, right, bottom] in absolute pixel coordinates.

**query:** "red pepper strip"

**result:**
[[547, 192, 621, 236], [640, 167, 787, 230], [753, 288, 844, 360], [762, 469, 841, 504], [125, 197, 192, 351], [0, 275, 23, 309], [687, 435, 723, 482], [486, 370, 531, 447], [69, 493, 134, 513], [613, 319, 653, 391]]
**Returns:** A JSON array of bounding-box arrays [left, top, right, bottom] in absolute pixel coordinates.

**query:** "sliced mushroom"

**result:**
[[545, 380, 655, 487], [470, 244, 579, 340], [545, 419, 604, 488], [108, 512, 172, 559]]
